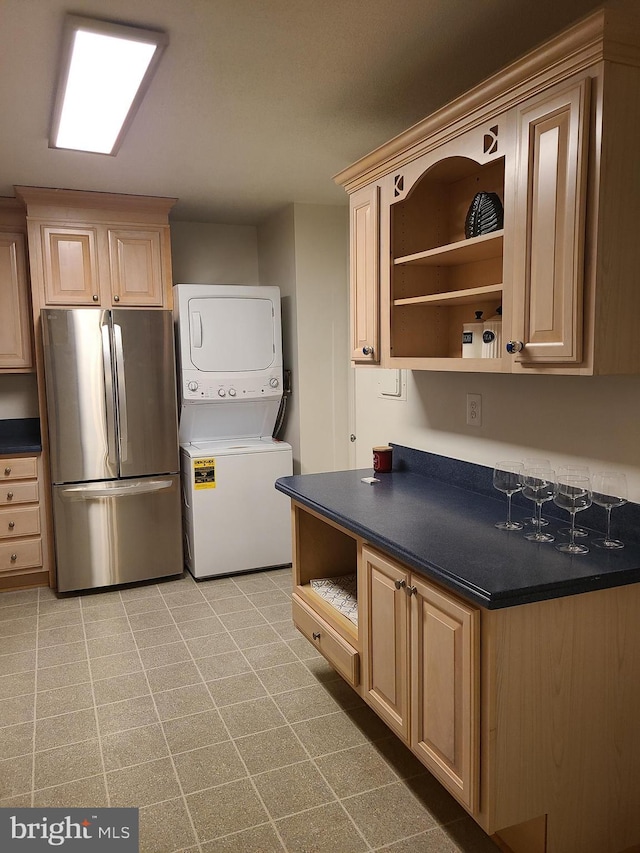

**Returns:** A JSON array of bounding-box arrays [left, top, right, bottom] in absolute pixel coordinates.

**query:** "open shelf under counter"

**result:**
[[394, 283, 503, 308], [294, 581, 358, 645], [394, 230, 504, 267]]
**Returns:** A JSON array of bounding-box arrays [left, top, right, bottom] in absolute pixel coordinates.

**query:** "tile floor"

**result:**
[[0, 568, 501, 852]]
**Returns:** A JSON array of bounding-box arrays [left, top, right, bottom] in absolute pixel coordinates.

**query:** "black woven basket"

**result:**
[[464, 192, 504, 239]]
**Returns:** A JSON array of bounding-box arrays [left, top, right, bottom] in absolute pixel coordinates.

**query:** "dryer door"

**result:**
[[188, 295, 275, 373]]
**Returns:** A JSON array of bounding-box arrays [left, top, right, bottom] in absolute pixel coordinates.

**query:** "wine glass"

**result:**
[[522, 467, 556, 543], [522, 457, 551, 526], [554, 476, 592, 554], [557, 465, 590, 537], [493, 461, 524, 530], [591, 471, 627, 550]]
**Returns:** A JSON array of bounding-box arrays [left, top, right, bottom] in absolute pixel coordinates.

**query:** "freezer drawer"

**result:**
[[53, 475, 183, 592]]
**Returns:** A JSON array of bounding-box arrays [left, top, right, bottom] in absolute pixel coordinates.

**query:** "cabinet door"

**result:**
[[0, 232, 32, 369], [41, 225, 101, 305], [511, 78, 590, 365], [410, 573, 479, 812], [360, 546, 410, 741], [108, 228, 164, 306], [350, 185, 380, 363]]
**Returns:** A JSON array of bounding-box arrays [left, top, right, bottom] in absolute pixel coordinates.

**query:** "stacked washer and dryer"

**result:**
[[173, 284, 293, 579]]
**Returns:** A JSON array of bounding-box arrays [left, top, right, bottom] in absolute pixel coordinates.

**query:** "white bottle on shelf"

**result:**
[[462, 311, 484, 358], [482, 307, 502, 358]]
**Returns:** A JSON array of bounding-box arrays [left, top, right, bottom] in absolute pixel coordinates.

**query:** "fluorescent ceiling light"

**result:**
[[50, 15, 168, 155]]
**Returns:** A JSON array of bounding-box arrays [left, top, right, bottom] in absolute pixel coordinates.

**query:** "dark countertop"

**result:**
[[275, 460, 640, 610], [0, 418, 41, 455]]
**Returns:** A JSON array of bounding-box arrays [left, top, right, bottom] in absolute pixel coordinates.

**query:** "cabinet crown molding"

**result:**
[[14, 186, 177, 225]]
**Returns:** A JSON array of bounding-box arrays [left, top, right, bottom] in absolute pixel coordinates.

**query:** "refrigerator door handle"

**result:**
[[191, 312, 203, 348], [58, 479, 174, 500], [101, 322, 118, 466], [113, 323, 129, 463]]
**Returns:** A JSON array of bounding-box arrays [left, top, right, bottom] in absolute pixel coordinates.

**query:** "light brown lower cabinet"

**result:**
[[290, 500, 640, 853], [0, 454, 49, 590]]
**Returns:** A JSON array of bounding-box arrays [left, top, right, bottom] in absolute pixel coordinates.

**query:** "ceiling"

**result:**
[[1, 0, 606, 225]]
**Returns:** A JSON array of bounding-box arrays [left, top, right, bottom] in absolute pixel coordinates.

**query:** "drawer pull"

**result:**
[[8, 521, 15, 529], [312, 631, 321, 640], [406, 585, 417, 596], [4, 467, 11, 476], [6, 492, 13, 500], [10, 553, 18, 562], [394, 579, 406, 590]]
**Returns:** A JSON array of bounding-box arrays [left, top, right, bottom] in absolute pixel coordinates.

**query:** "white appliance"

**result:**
[[174, 284, 293, 579]]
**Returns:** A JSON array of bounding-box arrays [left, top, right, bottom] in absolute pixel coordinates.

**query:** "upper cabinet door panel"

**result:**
[[41, 226, 100, 305], [107, 228, 164, 306], [512, 78, 591, 364], [0, 232, 32, 369], [350, 185, 380, 363]]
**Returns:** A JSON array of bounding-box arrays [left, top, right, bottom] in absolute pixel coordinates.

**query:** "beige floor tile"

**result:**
[[38, 598, 81, 616], [133, 624, 183, 649], [374, 735, 430, 780], [218, 609, 267, 631], [101, 723, 168, 771], [292, 711, 369, 758], [138, 641, 192, 669], [286, 635, 323, 661], [0, 755, 34, 799], [139, 797, 198, 853], [119, 584, 162, 601], [162, 709, 229, 754], [107, 756, 181, 807], [37, 610, 82, 631], [37, 641, 87, 669], [316, 742, 398, 798], [232, 573, 280, 593], [275, 801, 368, 853], [36, 682, 94, 719], [342, 781, 437, 847], [34, 738, 103, 789], [374, 827, 459, 852], [200, 823, 285, 853], [186, 777, 268, 842], [33, 774, 108, 807], [273, 684, 342, 724], [195, 651, 251, 681], [440, 816, 502, 852], [169, 602, 216, 623], [0, 721, 34, 760], [161, 589, 208, 609], [37, 659, 91, 691], [87, 632, 138, 658], [153, 683, 215, 721], [146, 660, 202, 693], [1, 633, 37, 656], [218, 696, 287, 739], [208, 596, 253, 616], [37, 623, 85, 648], [0, 589, 38, 608], [96, 695, 159, 736], [198, 579, 241, 600], [405, 773, 469, 826], [257, 603, 292, 624], [256, 661, 318, 695], [234, 725, 307, 775], [83, 616, 131, 639], [185, 633, 237, 659], [177, 615, 227, 639], [271, 621, 300, 641], [92, 671, 150, 706], [242, 642, 299, 670], [205, 672, 267, 707], [0, 793, 32, 807], [35, 708, 97, 751], [322, 677, 366, 711], [81, 601, 127, 622], [0, 602, 37, 619], [0, 670, 35, 699], [89, 651, 142, 681], [252, 760, 335, 819], [0, 616, 37, 637], [304, 655, 344, 683], [127, 609, 174, 632], [228, 624, 281, 649], [245, 590, 291, 610], [0, 692, 35, 727], [0, 650, 36, 676], [122, 597, 168, 617], [174, 741, 247, 794]]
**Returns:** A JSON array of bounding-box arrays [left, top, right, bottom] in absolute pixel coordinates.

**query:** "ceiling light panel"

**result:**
[[50, 15, 168, 156]]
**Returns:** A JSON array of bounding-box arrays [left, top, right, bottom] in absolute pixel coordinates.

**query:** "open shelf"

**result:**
[[395, 230, 504, 268], [394, 283, 503, 308]]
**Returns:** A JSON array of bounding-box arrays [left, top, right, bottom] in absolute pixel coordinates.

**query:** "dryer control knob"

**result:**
[[228, 388, 237, 397], [218, 388, 226, 397], [269, 378, 279, 388], [187, 381, 198, 392]]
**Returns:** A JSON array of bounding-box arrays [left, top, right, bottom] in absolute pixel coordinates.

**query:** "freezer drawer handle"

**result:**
[[59, 480, 174, 500]]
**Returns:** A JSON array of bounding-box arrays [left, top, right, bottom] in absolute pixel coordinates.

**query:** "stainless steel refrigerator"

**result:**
[[41, 308, 183, 593]]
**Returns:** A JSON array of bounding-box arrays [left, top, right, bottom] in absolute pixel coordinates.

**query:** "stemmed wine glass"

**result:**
[[554, 476, 592, 555], [591, 471, 627, 550], [493, 461, 524, 530], [522, 467, 556, 543], [557, 465, 590, 537], [522, 457, 551, 526]]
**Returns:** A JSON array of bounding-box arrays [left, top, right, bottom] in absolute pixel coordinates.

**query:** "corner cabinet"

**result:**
[[337, 8, 640, 375], [0, 199, 33, 371]]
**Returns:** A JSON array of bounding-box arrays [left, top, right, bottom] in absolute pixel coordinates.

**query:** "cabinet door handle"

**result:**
[[394, 579, 406, 590], [8, 521, 15, 529], [113, 294, 120, 302], [92, 294, 99, 302], [362, 345, 374, 356], [406, 585, 417, 596], [312, 631, 321, 640], [4, 467, 11, 476], [10, 553, 18, 562], [506, 340, 524, 354], [6, 492, 13, 500]]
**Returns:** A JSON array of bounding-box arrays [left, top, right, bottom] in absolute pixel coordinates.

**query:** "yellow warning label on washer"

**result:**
[[194, 458, 216, 489]]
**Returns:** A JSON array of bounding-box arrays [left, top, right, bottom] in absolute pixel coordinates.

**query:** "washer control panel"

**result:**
[[181, 370, 282, 402]]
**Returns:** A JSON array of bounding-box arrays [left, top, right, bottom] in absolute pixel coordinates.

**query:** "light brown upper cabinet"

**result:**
[[0, 199, 33, 371], [350, 183, 380, 363], [336, 7, 640, 375], [15, 187, 176, 310]]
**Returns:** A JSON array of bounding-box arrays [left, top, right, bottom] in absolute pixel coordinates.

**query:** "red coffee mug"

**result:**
[[373, 445, 393, 473]]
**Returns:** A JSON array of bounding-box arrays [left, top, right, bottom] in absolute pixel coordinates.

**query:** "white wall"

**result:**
[[353, 368, 640, 502], [0, 374, 39, 419], [170, 221, 259, 284]]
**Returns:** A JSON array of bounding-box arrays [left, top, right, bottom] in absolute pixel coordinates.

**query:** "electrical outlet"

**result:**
[[466, 393, 482, 426]]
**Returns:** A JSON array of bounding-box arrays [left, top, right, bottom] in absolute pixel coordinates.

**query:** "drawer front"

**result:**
[[0, 506, 41, 539], [292, 594, 360, 687], [0, 481, 39, 506], [0, 538, 42, 572], [1, 457, 38, 481]]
